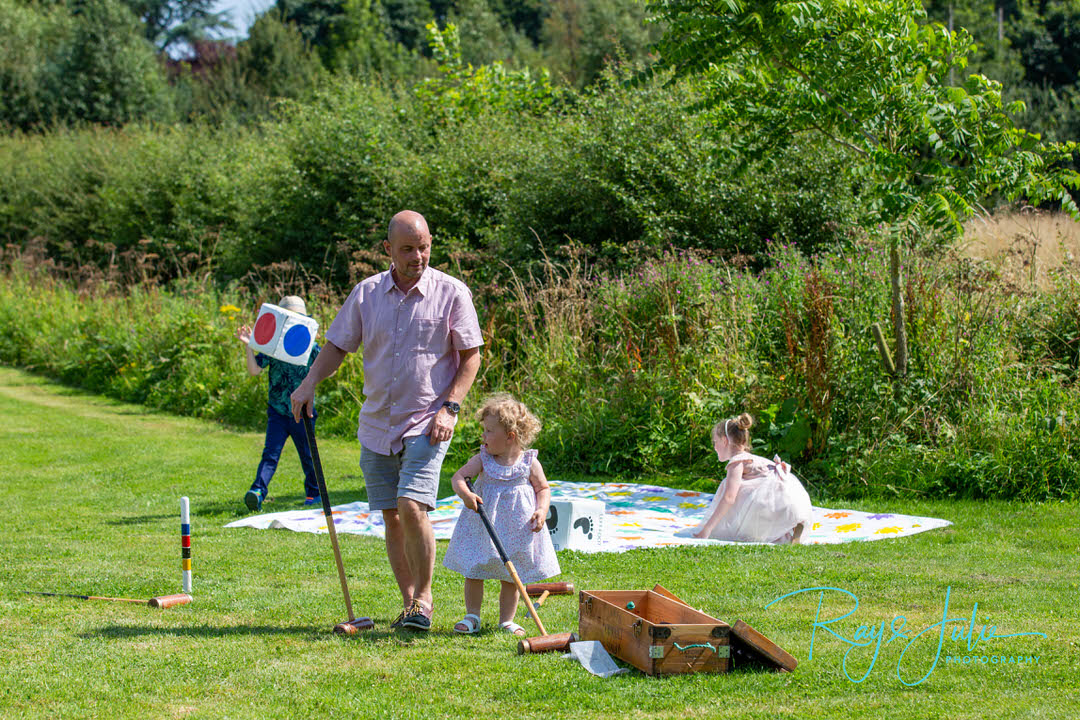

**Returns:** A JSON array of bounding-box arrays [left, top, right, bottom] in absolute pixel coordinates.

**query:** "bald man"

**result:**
[[291, 210, 483, 631]]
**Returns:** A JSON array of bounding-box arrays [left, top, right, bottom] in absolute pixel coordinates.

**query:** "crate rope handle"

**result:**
[[673, 642, 718, 654]]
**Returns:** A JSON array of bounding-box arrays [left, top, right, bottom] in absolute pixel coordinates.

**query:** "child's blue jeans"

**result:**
[[252, 407, 319, 498]]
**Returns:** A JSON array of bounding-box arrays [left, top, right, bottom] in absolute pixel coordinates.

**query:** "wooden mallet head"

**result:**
[[518, 632, 579, 655], [525, 582, 574, 596], [333, 617, 374, 634], [148, 594, 193, 608]]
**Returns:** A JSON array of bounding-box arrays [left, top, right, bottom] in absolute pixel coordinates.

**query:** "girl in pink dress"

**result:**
[[444, 394, 560, 636], [688, 413, 813, 544]]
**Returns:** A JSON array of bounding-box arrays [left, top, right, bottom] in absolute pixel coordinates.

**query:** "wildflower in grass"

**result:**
[[220, 304, 241, 315]]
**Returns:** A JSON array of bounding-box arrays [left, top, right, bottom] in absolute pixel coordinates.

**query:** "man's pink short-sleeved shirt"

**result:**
[[325, 266, 483, 455]]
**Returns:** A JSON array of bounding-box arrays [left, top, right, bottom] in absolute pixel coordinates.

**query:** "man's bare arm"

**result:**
[[426, 346, 482, 443], [290, 341, 348, 420]]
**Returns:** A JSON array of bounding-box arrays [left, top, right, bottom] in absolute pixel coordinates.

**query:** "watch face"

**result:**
[[444, 401, 460, 414]]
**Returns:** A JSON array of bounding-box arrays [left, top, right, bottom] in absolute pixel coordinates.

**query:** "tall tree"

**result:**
[[449, 0, 535, 65], [381, 0, 433, 49], [1010, 0, 1080, 88], [0, 0, 70, 128], [57, 0, 172, 124], [240, 8, 324, 98], [328, 0, 414, 77], [275, 0, 346, 54], [648, 0, 1080, 377], [123, 0, 233, 53], [543, 0, 660, 86]]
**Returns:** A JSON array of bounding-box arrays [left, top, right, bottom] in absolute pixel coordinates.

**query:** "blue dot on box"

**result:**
[[283, 325, 312, 356]]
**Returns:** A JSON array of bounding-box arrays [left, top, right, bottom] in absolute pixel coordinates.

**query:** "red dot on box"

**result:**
[[253, 312, 277, 345]]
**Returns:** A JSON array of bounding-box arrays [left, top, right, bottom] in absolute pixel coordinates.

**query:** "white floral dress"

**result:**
[[443, 447, 561, 582], [684, 451, 813, 543]]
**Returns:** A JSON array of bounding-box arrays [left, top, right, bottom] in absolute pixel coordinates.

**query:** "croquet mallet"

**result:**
[[24, 591, 192, 607], [303, 413, 373, 634], [464, 480, 577, 654]]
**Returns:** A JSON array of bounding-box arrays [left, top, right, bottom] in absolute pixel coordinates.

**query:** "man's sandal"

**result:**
[[499, 620, 526, 637], [453, 613, 482, 635]]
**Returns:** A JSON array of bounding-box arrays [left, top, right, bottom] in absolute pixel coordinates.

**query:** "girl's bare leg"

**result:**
[[791, 522, 805, 545], [454, 578, 485, 632], [498, 581, 525, 635]]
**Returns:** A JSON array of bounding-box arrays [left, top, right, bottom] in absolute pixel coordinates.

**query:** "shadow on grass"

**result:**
[[80, 624, 450, 644], [196, 489, 372, 519], [105, 514, 175, 526], [81, 623, 327, 640]]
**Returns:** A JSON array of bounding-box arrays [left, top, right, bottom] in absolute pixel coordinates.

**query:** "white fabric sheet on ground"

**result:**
[[224, 480, 952, 551], [562, 641, 629, 677]]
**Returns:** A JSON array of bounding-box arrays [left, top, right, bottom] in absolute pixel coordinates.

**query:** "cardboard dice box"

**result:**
[[248, 303, 319, 366], [546, 499, 605, 552]]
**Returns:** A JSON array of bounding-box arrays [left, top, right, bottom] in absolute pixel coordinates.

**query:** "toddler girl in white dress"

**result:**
[[444, 394, 560, 636]]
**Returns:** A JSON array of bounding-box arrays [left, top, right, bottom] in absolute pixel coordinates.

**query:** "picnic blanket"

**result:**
[[225, 480, 952, 551]]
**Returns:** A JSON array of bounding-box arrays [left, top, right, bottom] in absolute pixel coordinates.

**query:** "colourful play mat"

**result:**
[[225, 480, 951, 550]]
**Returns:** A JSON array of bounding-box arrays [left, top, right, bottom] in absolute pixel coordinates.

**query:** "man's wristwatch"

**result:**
[[441, 401, 461, 415]]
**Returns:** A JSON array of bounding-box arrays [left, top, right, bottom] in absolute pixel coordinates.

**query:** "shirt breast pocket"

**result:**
[[409, 317, 449, 356]]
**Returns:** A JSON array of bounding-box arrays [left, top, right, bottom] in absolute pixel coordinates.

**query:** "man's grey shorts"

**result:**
[[360, 435, 449, 512]]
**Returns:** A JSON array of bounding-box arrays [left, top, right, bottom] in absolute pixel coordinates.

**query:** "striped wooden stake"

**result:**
[[180, 496, 192, 594]]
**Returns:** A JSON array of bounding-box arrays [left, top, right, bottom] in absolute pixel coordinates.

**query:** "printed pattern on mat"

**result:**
[[224, 480, 952, 551]]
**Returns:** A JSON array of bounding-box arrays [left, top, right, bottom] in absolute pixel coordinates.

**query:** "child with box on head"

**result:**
[[235, 296, 321, 512], [682, 414, 813, 544], [443, 394, 560, 636]]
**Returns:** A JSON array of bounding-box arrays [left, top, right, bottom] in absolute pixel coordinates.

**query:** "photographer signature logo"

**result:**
[[765, 586, 1046, 685]]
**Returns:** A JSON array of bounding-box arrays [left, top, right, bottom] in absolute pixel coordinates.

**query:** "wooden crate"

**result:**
[[578, 590, 731, 676], [651, 584, 798, 673]]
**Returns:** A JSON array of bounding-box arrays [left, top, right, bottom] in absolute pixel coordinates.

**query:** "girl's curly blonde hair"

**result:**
[[477, 393, 542, 447]]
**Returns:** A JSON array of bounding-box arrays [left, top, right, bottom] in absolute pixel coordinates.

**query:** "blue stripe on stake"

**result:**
[[181, 524, 190, 535]]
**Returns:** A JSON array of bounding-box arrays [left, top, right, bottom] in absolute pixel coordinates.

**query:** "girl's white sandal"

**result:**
[[453, 613, 482, 635], [499, 621, 526, 637]]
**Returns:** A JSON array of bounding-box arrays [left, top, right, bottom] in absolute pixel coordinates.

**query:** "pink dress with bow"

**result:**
[[690, 451, 813, 543]]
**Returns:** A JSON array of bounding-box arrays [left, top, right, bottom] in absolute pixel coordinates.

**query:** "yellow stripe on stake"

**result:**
[[181, 559, 191, 571]]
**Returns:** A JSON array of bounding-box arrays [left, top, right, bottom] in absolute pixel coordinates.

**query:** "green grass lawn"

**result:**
[[1, 366, 1076, 719]]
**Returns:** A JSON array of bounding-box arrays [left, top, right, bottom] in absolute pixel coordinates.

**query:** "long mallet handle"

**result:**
[[465, 480, 548, 636], [24, 591, 144, 604], [303, 413, 355, 622]]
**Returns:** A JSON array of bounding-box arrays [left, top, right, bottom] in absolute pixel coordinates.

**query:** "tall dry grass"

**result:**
[[962, 210, 1080, 290]]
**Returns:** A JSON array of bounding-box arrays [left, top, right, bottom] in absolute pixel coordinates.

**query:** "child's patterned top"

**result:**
[[479, 446, 537, 483]]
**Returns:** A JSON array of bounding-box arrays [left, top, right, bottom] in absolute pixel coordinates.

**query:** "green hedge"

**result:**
[[0, 75, 866, 285], [4, 237, 1077, 502]]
